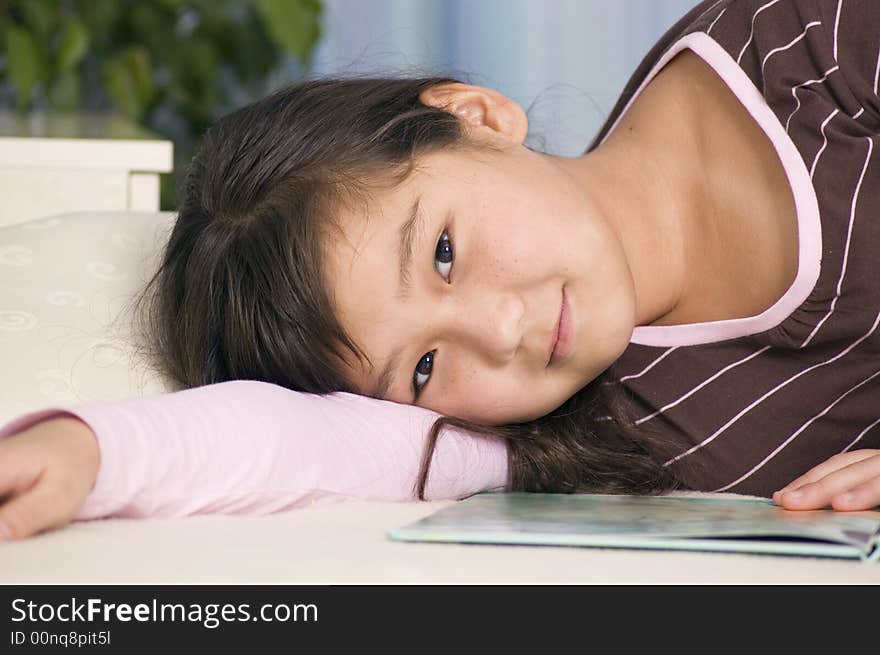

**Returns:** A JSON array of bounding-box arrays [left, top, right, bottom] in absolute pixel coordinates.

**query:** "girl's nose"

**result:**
[[442, 290, 525, 362]]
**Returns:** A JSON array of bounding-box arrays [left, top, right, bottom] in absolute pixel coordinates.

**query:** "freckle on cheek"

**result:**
[[455, 367, 478, 392]]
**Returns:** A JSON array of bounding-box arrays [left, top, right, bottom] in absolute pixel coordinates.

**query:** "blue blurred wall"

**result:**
[[310, 0, 697, 156]]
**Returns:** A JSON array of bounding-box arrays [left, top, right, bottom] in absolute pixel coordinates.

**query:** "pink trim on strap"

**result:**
[[601, 32, 822, 347]]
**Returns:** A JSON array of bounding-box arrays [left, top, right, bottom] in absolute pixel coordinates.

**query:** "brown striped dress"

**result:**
[[590, 0, 880, 495]]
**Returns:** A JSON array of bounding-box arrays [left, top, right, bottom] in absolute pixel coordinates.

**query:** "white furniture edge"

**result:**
[[0, 137, 172, 172]]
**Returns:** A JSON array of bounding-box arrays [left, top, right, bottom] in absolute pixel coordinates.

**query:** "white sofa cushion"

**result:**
[[0, 210, 176, 423]]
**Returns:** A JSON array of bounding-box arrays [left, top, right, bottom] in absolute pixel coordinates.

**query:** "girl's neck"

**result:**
[[554, 49, 799, 330], [554, 54, 711, 330]]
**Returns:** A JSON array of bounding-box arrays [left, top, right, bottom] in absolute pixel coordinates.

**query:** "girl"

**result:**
[[1, 0, 879, 541]]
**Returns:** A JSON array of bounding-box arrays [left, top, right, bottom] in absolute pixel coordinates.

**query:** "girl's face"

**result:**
[[323, 84, 638, 424]]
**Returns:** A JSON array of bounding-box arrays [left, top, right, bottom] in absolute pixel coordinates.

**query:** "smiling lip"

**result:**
[[549, 287, 573, 366]]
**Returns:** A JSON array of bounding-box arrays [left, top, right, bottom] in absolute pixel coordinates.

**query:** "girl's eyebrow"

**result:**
[[396, 195, 424, 301], [369, 196, 423, 401]]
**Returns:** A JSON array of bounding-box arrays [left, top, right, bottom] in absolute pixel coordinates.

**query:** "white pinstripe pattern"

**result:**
[[699, 0, 727, 23], [713, 357, 880, 491], [760, 21, 822, 78], [634, 346, 771, 426], [664, 309, 880, 468], [809, 108, 839, 181], [833, 0, 843, 61], [617, 346, 679, 383], [707, 7, 728, 35], [801, 136, 874, 349], [874, 42, 880, 94], [784, 65, 839, 133], [736, 0, 785, 65], [843, 415, 880, 452]]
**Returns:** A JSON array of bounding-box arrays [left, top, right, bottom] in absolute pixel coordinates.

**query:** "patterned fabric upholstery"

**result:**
[[0, 211, 175, 423]]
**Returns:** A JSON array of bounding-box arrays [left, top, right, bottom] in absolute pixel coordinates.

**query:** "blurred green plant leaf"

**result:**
[[58, 17, 90, 72], [103, 47, 156, 121], [129, 2, 164, 45], [221, 8, 280, 81], [75, 0, 123, 48], [167, 36, 220, 123], [0, 0, 324, 209], [254, 0, 322, 62], [47, 69, 81, 109], [18, 0, 56, 41], [5, 26, 42, 110]]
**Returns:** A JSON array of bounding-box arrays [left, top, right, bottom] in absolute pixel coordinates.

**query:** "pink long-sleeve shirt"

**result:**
[[0, 381, 509, 520]]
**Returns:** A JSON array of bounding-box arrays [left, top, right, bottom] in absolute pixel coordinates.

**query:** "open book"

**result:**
[[388, 492, 880, 561]]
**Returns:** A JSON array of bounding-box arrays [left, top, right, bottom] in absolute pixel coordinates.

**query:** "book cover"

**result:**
[[388, 492, 880, 561]]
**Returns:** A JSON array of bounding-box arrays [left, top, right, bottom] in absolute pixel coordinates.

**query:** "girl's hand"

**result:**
[[0, 416, 99, 541], [772, 449, 880, 511]]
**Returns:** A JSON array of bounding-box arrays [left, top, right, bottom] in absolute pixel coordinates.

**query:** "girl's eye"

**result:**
[[413, 351, 435, 397], [434, 230, 454, 281]]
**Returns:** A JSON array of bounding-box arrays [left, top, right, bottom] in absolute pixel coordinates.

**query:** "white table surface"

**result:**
[[1, 500, 877, 585]]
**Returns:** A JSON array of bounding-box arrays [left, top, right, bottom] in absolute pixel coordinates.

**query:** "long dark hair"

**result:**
[[138, 74, 688, 499]]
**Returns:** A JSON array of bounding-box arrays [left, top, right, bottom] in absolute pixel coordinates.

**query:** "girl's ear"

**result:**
[[419, 82, 529, 145]]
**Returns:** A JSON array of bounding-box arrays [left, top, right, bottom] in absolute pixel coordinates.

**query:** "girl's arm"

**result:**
[[0, 380, 508, 538]]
